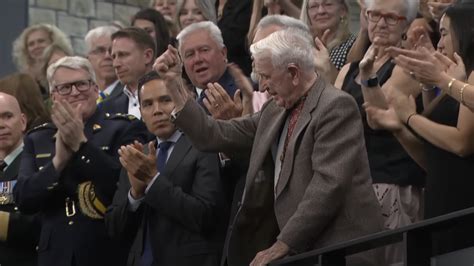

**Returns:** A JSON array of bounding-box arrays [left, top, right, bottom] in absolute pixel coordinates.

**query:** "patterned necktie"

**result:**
[[140, 141, 173, 266], [280, 97, 306, 163]]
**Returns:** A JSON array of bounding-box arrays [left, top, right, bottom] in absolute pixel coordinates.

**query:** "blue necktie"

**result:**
[[141, 141, 173, 266]]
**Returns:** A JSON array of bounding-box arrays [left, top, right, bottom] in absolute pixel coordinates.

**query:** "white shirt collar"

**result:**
[[103, 80, 120, 95], [4, 143, 23, 169], [156, 130, 182, 145]]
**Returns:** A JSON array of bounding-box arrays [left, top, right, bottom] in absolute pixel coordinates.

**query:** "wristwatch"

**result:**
[[361, 75, 379, 88]]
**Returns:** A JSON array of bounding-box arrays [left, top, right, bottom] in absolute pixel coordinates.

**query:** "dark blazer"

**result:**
[[174, 78, 384, 266], [0, 151, 40, 266], [101, 89, 129, 115], [14, 108, 138, 266], [106, 135, 227, 266], [108, 81, 125, 100]]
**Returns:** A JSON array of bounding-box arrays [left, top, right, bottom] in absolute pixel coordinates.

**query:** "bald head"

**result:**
[[0, 92, 26, 158]]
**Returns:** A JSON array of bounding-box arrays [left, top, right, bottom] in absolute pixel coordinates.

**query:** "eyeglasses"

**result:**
[[366, 10, 406, 26], [53, 79, 93, 95]]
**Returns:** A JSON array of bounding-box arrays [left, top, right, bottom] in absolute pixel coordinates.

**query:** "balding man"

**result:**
[[0, 93, 40, 266]]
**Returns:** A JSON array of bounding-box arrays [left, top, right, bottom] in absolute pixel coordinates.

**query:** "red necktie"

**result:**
[[280, 97, 306, 163]]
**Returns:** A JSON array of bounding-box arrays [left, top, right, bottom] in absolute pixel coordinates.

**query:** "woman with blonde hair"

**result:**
[[176, 0, 216, 29], [12, 24, 73, 95], [300, 0, 355, 70]]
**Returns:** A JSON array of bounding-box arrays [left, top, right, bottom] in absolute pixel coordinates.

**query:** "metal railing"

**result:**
[[270, 207, 474, 266]]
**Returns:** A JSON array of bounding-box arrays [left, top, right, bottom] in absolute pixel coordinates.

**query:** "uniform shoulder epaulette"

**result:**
[[105, 113, 137, 121], [27, 122, 56, 134]]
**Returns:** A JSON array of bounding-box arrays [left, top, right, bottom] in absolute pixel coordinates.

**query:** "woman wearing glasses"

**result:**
[[334, 0, 424, 264]]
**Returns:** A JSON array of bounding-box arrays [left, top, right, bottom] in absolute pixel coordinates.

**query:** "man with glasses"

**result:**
[[85, 26, 123, 103], [14, 56, 137, 266]]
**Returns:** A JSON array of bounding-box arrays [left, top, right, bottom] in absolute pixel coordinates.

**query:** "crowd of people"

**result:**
[[1, 0, 474, 265]]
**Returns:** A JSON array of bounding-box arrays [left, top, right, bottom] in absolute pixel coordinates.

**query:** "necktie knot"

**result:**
[[156, 141, 173, 172], [158, 141, 173, 152]]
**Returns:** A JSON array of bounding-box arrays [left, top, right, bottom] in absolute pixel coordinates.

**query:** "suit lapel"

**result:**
[[245, 105, 287, 190], [275, 78, 326, 199], [163, 135, 191, 177]]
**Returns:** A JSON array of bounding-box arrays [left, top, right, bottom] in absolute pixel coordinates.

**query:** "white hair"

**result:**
[[364, 0, 420, 24], [257, 14, 310, 33], [47, 56, 97, 91], [176, 21, 224, 52], [84, 26, 120, 53], [250, 29, 315, 72]]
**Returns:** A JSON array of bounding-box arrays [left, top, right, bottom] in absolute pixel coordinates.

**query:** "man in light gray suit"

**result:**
[[154, 29, 383, 266]]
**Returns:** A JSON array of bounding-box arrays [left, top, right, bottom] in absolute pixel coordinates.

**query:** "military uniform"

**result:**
[[14, 107, 140, 266], [0, 150, 40, 266]]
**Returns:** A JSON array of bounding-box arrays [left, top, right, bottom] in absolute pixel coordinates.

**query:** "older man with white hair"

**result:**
[[85, 25, 122, 102], [14, 56, 138, 266], [156, 28, 383, 266]]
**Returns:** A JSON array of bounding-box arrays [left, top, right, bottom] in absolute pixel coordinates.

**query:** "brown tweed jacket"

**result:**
[[174, 78, 383, 266]]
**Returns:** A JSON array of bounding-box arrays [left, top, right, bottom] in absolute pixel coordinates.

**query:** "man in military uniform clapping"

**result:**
[[14, 56, 138, 266]]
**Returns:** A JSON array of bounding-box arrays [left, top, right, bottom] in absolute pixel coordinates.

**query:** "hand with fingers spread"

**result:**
[[410, 26, 435, 52], [228, 63, 254, 115], [313, 34, 333, 80], [250, 240, 290, 266], [388, 46, 459, 85], [118, 141, 158, 190], [51, 99, 87, 152], [428, 1, 453, 22], [203, 83, 243, 120]]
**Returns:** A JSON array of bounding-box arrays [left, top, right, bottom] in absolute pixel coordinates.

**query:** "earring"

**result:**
[[340, 16, 347, 25], [402, 33, 407, 41]]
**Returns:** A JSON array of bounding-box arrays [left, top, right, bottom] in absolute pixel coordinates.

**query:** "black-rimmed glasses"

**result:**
[[53, 79, 93, 95]]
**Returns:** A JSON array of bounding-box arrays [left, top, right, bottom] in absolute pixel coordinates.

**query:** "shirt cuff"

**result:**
[[127, 190, 144, 212], [145, 172, 160, 194]]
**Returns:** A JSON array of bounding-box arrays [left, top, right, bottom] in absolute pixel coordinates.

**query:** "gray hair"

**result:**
[[364, 0, 419, 24], [84, 25, 120, 53], [257, 14, 310, 33], [47, 56, 97, 91], [250, 29, 315, 72], [176, 0, 217, 29], [256, 15, 313, 44], [176, 21, 224, 52], [12, 24, 73, 73], [299, 0, 351, 51]]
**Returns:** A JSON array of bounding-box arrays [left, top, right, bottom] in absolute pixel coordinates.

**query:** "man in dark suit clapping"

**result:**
[[106, 71, 227, 266]]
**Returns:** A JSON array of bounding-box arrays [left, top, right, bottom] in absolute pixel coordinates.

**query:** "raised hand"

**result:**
[[203, 82, 243, 120], [359, 44, 378, 77], [153, 44, 182, 80], [228, 63, 254, 115], [363, 102, 404, 132]]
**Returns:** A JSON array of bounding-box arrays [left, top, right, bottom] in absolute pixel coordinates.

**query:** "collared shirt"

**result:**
[[3, 143, 23, 171], [123, 85, 141, 119], [128, 131, 183, 211], [103, 80, 120, 96]]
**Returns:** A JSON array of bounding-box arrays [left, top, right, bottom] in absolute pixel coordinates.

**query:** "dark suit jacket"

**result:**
[[174, 78, 384, 266], [108, 80, 125, 100], [101, 88, 129, 115], [106, 135, 227, 266], [0, 151, 40, 266], [14, 108, 139, 266]]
